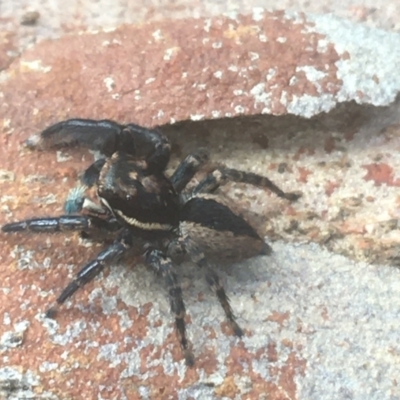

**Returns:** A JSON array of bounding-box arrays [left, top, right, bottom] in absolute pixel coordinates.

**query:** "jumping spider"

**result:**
[[2, 119, 300, 366]]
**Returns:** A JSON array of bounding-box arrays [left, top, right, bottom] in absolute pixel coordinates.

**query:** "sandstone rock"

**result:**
[[2, 9, 400, 400], [1, 10, 400, 134]]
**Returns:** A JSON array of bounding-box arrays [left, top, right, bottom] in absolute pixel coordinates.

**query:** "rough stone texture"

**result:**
[[2, 11, 400, 130], [0, 31, 18, 71], [1, 0, 400, 55], [1, 6, 400, 400]]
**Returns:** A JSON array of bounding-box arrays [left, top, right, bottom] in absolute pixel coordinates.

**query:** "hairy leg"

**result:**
[[179, 236, 243, 337], [144, 247, 194, 367], [46, 229, 132, 318], [2, 214, 119, 234], [170, 148, 209, 193], [26, 119, 171, 172], [192, 167, 301, 201]]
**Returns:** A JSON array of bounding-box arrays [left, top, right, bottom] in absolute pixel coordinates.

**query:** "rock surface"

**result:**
[[2, 10, 400, 127], [1, 7, 400, 400]]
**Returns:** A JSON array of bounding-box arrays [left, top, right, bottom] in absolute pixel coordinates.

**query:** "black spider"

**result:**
[[2, 119, 300, 366]]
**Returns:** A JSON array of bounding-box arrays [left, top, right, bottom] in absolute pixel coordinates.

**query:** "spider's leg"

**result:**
[[2, 215, 120, 234], [26, 119, 123, 156], [123, 123, 171, 174], [192, 167, 301, 201], [181, 237, 243, 337], [26, 119, 171, 172], [144, 248, 194, 367], [46, 228, 131, 318], [170, 148, 209, 193]]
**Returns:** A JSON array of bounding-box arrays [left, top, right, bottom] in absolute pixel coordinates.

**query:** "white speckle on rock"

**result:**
[[280, 91, 288, 107], [195, 83, 206, 91], [234, 105, 245, 113], [286, 93, 336, 118], [266, 68, 277, 81], [296, 66, 327, 92], [289, 76, 298, 86], [250, 82, 271, 111], [0, 170, 15, 182], [20, 60, 52, 73], [212, 41, 222, 49], [252, 7, 265, 22], [39, 362, 59, 372], [103, 76, 115, 92], [152, 29, 163, 41], [56, 150, 72, 162], [213, 70, 222, 79], [163, 48, 177, 61], [145, 77, 155, 85], [3, 313, 11, 326], [190, 114, 205, 121], [249, 52, 259, 61], [203, 19, 212, 33], [277, 36, 287, 43], [50, 320, 88, 346], [2, 118, 10, 129]]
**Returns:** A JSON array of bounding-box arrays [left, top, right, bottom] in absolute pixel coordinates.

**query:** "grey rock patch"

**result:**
[[0, 367, 58, 399], [307, 13, 400, 106], [282, 11, 400, 117]]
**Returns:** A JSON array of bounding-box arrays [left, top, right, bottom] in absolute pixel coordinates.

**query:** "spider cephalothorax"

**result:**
[[2, 118, 301, 366]]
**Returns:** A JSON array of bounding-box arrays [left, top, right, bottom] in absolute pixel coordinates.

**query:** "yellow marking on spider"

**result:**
[[115, 210, 172, 231]]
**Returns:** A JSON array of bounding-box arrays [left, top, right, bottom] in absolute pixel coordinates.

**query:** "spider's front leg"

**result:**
[[192, 166, 301, 201], [170, 148, 209, 193], [46, 228, 132, 318], [26, 119, 171, 172], [2, 214, 120, 234], [144, 247, 194, 367]]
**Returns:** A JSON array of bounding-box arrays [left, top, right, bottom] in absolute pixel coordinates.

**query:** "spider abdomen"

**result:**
[[180, 197, 271, 262]]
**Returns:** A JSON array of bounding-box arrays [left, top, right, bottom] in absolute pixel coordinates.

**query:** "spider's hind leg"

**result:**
[[144, 248, 194, 366], [192, 166, 301, 201], [179, 236, 244, 337]]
